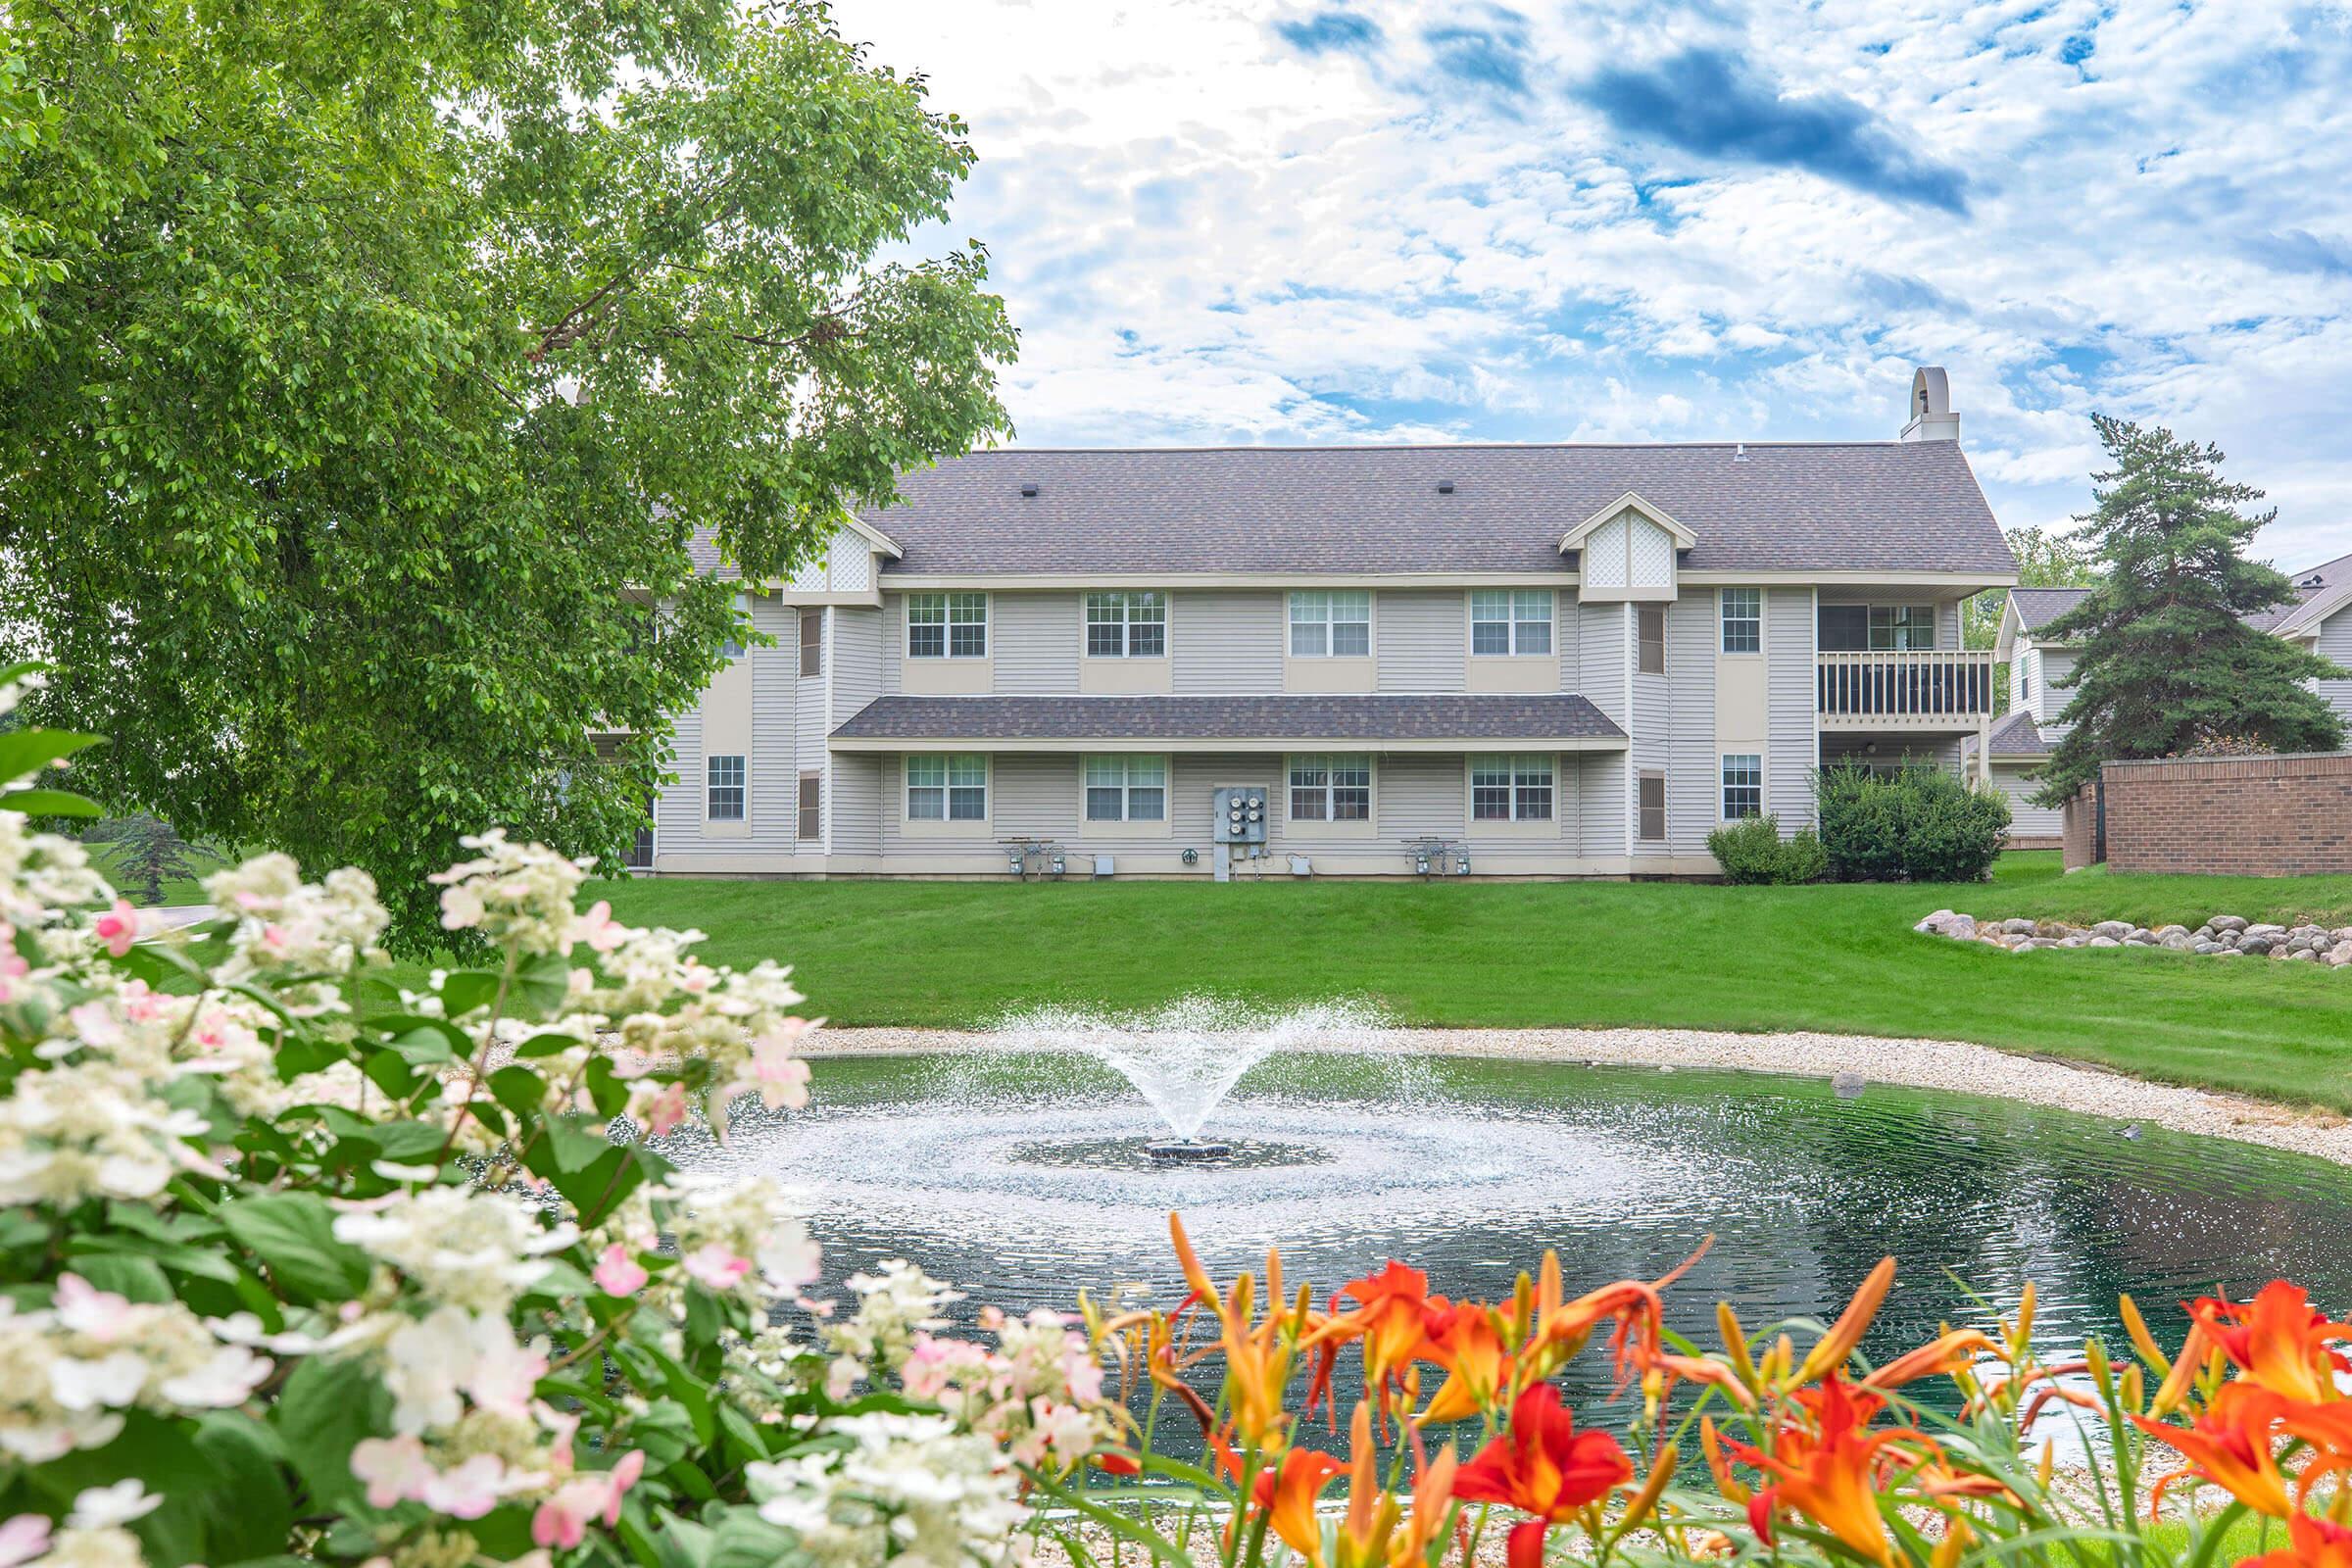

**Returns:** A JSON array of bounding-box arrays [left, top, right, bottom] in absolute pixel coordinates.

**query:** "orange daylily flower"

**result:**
[[1790, 1257, 1896, 1388], [1522, 1242, 1705, 1385], [1327, 1261, 1439, 1401], [1416, 1300, 1513, 1425], [1252, 1446, 1347, 1566], [2247, 1512, 2352, 1568], [1168, 1213, 1313, 1449], [1451, 1382, 1633, 1568], [1729, 1375, 1930, 1568], [1864, 1328, 2000, 1392], [2190, 1282, 2352, 1406], [2132, 1383, 2299, 1518]]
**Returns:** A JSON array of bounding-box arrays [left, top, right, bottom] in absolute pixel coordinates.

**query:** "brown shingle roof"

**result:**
[[2007, 586, 2092, 634]]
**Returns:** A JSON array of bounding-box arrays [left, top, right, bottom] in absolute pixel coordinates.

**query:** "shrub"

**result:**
[[1706, 814, 1827, 884], [1814, 762, 2011, 882]]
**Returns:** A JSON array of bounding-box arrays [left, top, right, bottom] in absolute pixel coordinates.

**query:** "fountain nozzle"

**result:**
[[1145, 1138, 1234, 1164]]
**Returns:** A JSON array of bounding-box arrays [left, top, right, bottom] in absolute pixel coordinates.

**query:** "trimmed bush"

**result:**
[[1813, 763, 2010, 883], [1706, 814, 1829, 885]]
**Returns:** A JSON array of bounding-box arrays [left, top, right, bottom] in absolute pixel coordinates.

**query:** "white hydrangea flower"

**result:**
[[748, 1412, 1027, 1568], [426, 830, 591, 958], [332, 1186, 577, 1315], [0, 1279, 271, 1461], [825, 1262, 962, 1391]]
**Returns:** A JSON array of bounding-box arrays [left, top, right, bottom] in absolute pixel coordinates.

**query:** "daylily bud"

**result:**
[[1717, 1301, 1757, 1388], [1699, 1416, 1750, 1504], [1932, 1515, 1975, 1568], [2036, 1438, 2055, 1490], [1793, 1256, 1895, 1386], [2118, 1294, 2172, 1378]]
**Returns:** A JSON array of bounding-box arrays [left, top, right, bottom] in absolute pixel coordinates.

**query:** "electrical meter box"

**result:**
[[1211, 786, 1268, 845]]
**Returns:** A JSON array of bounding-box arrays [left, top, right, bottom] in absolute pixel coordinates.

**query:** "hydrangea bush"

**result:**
[[1, 660, 2342, 1568]]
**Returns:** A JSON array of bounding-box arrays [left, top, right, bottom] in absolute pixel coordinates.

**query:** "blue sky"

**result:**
[[839, 0, 2352, 567]]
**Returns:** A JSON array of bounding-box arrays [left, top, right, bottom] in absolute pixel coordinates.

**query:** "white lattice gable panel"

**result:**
[[829, 529, 873, 592], [1585, 514, 1629, 588], [1628, 514, 1675, 586]]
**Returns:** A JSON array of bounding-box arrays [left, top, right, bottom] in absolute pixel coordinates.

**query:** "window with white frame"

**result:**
[[1720, 588, 1761, 654], [1085, 592, 1166, 658], [1869, 604, 1936, 651], [1471, 754, 1553, 822], [1084, 755, 1167, 822], [1721, 754, 1762, 820], [906, 592, 988, 659], [1288, 754, 1371, 822], [721, 592, 751, 659], [906, 755, 988, 821], [707, 755, 746, 820], [1289, 590, 1371, 658], [1471, 589, 1554, 656]]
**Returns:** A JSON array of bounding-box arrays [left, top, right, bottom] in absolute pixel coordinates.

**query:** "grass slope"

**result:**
[[532, 853, 2352, 1112]]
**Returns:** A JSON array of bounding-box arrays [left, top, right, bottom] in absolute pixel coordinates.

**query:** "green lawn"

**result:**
[[469, 851, 2352, 1112]]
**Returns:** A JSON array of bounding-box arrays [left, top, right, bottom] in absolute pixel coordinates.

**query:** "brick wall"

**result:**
[[2061, 785, 2100, 871], [2089, 752, 2352, 876]]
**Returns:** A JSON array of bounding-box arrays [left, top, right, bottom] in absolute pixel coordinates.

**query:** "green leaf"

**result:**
[[219, 1192, 371, 1302], [191, 1413, 293, 1566], [0, 786, 102, 817], [509, 950, 573, 1020], [0, 726, 103, 779], [272, 1354, 392, 1512], [63, 1251, 173, 1302], [438, 966, 508, 1018], [489, 1062, 550, 1116]]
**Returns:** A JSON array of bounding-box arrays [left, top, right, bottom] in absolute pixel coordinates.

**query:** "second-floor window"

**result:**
[[1870, 604, 1936, 651], [1638, 606, 1666, 674], [1084, 755, 1167, 821], [1472, 755, 1552, 822], [1720, 588, 1761, 654], [1290, 590, 1371, 658], [799, 608, 824, 677], [2017, 653, 2034, 705], [1471, 590, 1553, 656], [906, 755, 987, 820], [1086, 592, 1166, 657], [907, 593, 988, 659], [1289, 754, 1371, 822]]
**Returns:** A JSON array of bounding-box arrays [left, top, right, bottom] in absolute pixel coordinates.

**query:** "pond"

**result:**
[[690, 1048, 2352, 1436]]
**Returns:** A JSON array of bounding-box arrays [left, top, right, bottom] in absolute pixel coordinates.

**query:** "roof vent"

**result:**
[[1018, 483, 1039, 498], [2304, 572, 2327, 588], [1436, 479, 1455, 494], [1733, 442, 1748, 463]]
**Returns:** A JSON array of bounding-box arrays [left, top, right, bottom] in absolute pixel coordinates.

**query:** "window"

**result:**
[[1083, 755, 1167, 822], [1471, 755, 1553, 822], [1637, 605, 1666, 675], [1085, 592, 1166, 658], [798, 772, 822, 841], [1638, 771, 1666, 842], [1721, 754, 1762, 820], [2017, 653, 2033, 705], [624, 817, 655, 870], [1720, 588, 1761, 655], [1471, 590, 1554, 656], [707, 755, 746, 821], [799, 609, 824, 677], [1289, 590, 1371, 658], [1869, 604, 1936, 651], [907, 593, 988, 659], [906, 755, 987, 821], [1288, 754, 1371, 823], [721, 592, 750, 659]]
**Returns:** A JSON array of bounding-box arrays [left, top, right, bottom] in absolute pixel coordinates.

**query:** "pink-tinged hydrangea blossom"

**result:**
[[0, 1513, 52, 1568], [530, 1450, 645, 1548], [593, 1245, 650, 1298], [682, 1244, 753, 1292]]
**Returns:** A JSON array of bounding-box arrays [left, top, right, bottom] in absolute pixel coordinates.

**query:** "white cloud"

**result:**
[[841, 0, 2352, 565]]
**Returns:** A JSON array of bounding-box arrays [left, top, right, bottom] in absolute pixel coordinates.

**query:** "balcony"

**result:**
[[1816, 650, 1995, 729]]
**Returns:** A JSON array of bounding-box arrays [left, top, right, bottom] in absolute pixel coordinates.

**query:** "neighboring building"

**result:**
[[639, 367, 2016, 879], [1981, 550, 2352, 848]]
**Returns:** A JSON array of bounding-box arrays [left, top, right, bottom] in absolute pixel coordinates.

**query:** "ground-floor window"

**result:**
[[1084, 755, 1167, 821], [1638, 770, 1666, 842], [907, 755, 987, 821], [798, 771, 822, 841], [1472, 754, 1553, 822], [1288, 754, 1371, 822], [624, 818, 655, 869], [1721, 754, 1763, 820], [707, 755, 746, 821]]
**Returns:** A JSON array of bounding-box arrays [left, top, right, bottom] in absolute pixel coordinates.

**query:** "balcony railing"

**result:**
[[1816, 650, 1995, 726]]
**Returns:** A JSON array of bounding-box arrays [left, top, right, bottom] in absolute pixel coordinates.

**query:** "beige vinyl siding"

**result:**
[[1556, 594, 1579, 692], [2034, 647, 2078, 728], [1172, 591, 1284, 694], [1664, 591, 1718, 854], [746, 597, 800, 851], [830, 753, 885, 858], [1377, 753, 1467, 842], [994, 591, 1080, 694], [1577, 600, 1628, 857], [2314, 609, 2352, 729], [828, 607, 885, 855], [657, 706, 703, 861], [1376, 590, 1467, 693], [1766, 588, 1816, 828], [1987, 763, 2063, 839]]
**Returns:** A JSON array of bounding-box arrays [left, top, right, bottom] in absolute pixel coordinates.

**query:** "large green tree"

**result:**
[[2031, 416, 2345, 806], [0, 0, 1015, 949]]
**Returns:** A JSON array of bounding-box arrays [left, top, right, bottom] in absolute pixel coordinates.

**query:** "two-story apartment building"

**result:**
[[1982, 549, 2352, 846], [642, 367, 2017, 878]]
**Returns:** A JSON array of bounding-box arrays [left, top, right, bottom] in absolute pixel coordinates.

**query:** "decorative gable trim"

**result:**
[[2271, 580, 2352, 641], [838, 514, 905, 560], [1556, 491, 1697, 555]]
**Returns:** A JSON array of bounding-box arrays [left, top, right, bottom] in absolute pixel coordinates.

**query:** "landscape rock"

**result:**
[[2240, 935, 2275, 956], [2087, 935, 2121, 948], [2210, 915, 2249, 933], [2154, 924, 2190, 941], [2002, 917, 2038, 935], [2092, 920, 2134, 940], [1914, 908, 2351, 970], [2248, 923, 2287, 938]]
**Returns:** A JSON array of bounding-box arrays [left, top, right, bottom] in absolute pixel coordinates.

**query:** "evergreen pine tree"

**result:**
[[2032, 416, 2346, 806]]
